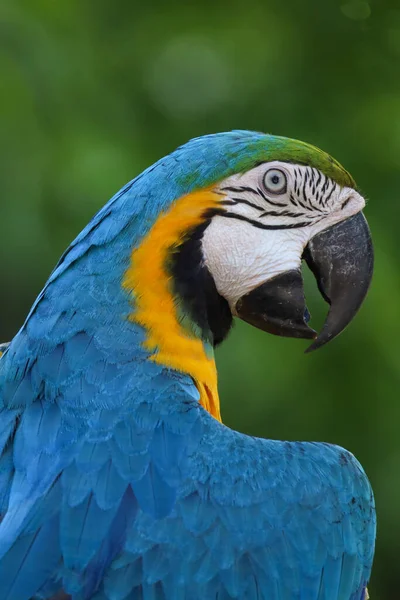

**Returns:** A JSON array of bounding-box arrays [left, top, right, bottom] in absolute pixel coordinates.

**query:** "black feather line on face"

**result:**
[[258, 209, 314, 219], [220, 185, 287, 208], [256, 186, 287, 208], [324, 181, 336, 206], [215, 210, 316, 230], [220, 185, 259, 195], [221, 197, 265, 212], [315, 168, 322, 189]]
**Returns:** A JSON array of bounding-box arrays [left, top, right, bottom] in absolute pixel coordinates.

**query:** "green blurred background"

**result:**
[[0, 0, 399, 597]]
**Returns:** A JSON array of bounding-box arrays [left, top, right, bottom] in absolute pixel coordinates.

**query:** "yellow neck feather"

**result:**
[[123, 187, 223, 422]]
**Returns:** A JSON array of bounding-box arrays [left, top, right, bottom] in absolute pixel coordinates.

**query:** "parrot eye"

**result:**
[[263, 169, 287, 195]]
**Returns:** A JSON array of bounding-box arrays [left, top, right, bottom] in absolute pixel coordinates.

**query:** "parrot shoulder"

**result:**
[[115, 416, 375, 599]]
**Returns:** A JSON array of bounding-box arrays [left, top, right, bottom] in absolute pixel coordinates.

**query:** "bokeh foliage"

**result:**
[[1, 0, 399, 597]]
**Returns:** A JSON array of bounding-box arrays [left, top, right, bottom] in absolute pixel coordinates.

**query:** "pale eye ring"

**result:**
[[263, 168, 287, 194]]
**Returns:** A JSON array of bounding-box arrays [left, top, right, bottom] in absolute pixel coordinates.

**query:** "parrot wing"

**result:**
[[99, 413, 376, 600], [0, 324, 204, 600]]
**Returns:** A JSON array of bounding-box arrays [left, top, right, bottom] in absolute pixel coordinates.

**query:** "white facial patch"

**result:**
[[202, 219, 308, 308], [201, 161, 365, 309]]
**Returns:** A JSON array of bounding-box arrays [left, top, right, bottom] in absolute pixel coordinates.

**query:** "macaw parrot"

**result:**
[[0, 131, 375, 600]]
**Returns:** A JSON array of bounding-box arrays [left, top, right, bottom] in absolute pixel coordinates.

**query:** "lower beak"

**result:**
[[235, 212, 374, 351]]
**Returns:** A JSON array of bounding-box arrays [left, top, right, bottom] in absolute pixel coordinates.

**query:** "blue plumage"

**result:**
[[0, 131, 375, 599]]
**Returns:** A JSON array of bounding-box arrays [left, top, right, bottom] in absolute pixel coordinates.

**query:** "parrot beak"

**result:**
[[303, 212, 373, 352], [235, 212, 373, 351]]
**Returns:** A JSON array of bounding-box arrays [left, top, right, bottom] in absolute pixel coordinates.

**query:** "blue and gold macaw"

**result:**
[[0, 131, 375, 600]]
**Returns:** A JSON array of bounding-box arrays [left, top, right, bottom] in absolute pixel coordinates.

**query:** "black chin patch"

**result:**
[[169, 217, 233, 347], [235, 270, 316, 339]]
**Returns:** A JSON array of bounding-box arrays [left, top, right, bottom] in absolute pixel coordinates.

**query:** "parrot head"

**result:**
[[200, 150, 373, 352], [123, 131, 373, 356]]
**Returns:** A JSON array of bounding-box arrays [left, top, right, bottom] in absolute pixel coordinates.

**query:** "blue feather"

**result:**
[[131, 463, 176, 519], [61, 493, 117, 572], [0, 515, 61, 600], [83, 487, 137, 599]]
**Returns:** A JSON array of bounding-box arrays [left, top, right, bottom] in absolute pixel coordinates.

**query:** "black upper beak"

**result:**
[[235, 212, 373, 351], [303, 212, 373, 351]]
